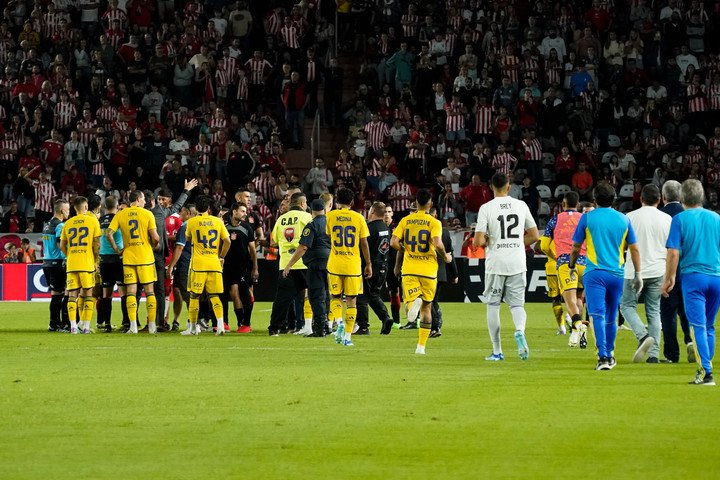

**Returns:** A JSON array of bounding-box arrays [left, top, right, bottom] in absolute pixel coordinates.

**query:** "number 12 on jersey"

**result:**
[[497, 214, 519, 240]]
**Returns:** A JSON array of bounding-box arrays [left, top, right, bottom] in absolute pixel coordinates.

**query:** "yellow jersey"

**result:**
[[61, 213, 101, 272], [326, 207, 369, 276], [392, 211, 442, 279], [539, 236, 558, 274], [185, 212, 230, 272], [108, 205, 157, 266], [272, 208, 313, 270]]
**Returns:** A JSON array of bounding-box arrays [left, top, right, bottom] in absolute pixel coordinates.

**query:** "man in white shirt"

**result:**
[[646, 81, 668, 103], [539, 26, 566, 59], [619, 184, 672, 363], [168, 131, 190, 166], [675, 45, 699, 76], [616, 146, 636, 180], [472, 172, 540, 361]]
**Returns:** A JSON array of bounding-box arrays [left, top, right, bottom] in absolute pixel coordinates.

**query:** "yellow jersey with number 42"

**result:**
[[185, 213, 230, 272], [392, 211, 442, 279], [108, 205, 157, 266], [61, 213, 101, 272], [326, 208, 369, 276]]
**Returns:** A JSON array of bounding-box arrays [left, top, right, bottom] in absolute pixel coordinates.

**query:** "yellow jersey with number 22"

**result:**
[[61, 213, 101, 272]]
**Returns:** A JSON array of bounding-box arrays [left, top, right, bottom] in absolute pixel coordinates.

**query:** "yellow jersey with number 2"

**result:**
[[393, 211, 442, 279], [61, 213, 101, 272], [108, 205, 157, 266], [326, 207, 369, 277], [186, 212, 230, 273]]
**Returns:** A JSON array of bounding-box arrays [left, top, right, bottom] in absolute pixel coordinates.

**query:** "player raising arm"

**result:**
[[183, 195, 231, 336], [391, 189, 451, 355], [60, 196, 102, 334], [105, 191, 160, 334]]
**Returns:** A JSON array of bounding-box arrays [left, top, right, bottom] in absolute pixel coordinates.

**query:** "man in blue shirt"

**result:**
[[662, 179, 720, 386], [42, 199, 69, 332], [570, 183, 643, 370]]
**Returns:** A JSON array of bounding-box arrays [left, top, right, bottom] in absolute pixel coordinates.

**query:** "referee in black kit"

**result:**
[[356, 201, 394, 335], [283, 199, 331, 337]]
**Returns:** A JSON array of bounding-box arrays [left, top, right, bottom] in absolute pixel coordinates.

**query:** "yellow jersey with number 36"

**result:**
[[61, 213, 101, 272], [392, 211, 442, 279], [185, 212, 231, 272], [108, 205, 157, 266], [326, 208, 369, 276]]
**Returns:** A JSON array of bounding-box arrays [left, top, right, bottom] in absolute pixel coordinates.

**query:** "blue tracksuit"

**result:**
[[573, 208, 637, 359], [666, 208, 720, 375]]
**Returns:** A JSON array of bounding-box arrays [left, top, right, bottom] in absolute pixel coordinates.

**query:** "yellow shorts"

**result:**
[[328, 273, 363, 297], [546, 274, 560, 298], [66, 271, 95, 290], [124, 264, 157, 285], [558, 264, 585, 293], [402, 275, 437, 304], [189, 270, 224, 295]]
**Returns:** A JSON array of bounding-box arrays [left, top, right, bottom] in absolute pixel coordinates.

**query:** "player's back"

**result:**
[[109, 205, 156, 266], [42, 217, 65, 263], [552, 210, 586, 260], [478, 196, 535, 275], [326, 207, 369, 276], [272, 208, 312, 270], [99, 213, 123, 256], [394, 211, 441, 278], [62, 213, 100, 272], [186, 213, 229, 272]]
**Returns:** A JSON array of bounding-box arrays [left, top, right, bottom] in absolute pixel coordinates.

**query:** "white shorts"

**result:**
[[482, 273, 527, 307]]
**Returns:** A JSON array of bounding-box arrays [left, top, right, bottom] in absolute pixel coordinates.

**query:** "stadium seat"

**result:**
[[554, 184, 572, 198], [607, 135, 621, 148], [537, 185, 552, 200], [542, 152, 555, 166], [515, 168, 527, 181], [619, 184, 635, 198], [601, 151, 617, 165]]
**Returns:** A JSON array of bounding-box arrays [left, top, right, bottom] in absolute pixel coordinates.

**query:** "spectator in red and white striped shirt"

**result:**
[[388, 176, 415, 217], [279, 16, 300, 51], [30, 171, 56, 232], [53, 91, 78, 131], [252, 166, 276, 204], [101, 0, 127, 32], [364, 114, 390, 152], [76, 109, 98, 147], [444, 94, 467, 142], [521, 129, 543, 182], [491, 145, 517, 175]]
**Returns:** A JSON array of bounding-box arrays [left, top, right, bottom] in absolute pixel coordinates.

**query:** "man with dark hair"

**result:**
[[620, 184, 672, 363], [327, 187, 372, 346], [268, 191, 312, 336], [98, 195, 127, 332], [181, 195, 231, 336], [570, 182, 643, 370], [357, 201, 394, 335], [662, 179, 720, 385], [473, 173, 540, 361], [383, 204, 402, 328], [283, 198, 331, 336], [60, 196, 102, 334], [391, 189, 451, 354], [223, 202, 258, 333], [541, 191, 588, 347], [42, 199, 70, 331], [167, 204, 197, 329], [428, 206, 458, 338]]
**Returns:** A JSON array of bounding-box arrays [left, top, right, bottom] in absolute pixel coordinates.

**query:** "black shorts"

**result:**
[[43, 265, 66, 293], [223, 264, 249, 286], [173, 264, 189, 293], [386, 268, 400, 290], [100, 261, 125, 288]]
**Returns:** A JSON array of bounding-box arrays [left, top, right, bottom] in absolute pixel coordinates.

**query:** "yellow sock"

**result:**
[[418, 327, 431, 347], [552, 303, 563, 326], [82, 296, 96, 322], [209, 296, 224, 323], [330, 298, 343, 323], [303, 297, 312, 320], [345, 306, 357, 336], [126, 295, 138, 322], [146, 293, 157, 324], [188, 297, 199, 323], [67, 298, 77, 325], [77, 296, 85, 321]]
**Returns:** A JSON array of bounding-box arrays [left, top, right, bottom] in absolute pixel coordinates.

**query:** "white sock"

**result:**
[[487, 304, 502, 354], [84, 321, 90, 330], [165, 298, 170, 317], [71, 319, 77, 330], [148, 321, 156, 333], [344, 331, 352, 342], [304, 319, 312, 330], [510, 306, 527, 332], [130, 320, 137, 332]]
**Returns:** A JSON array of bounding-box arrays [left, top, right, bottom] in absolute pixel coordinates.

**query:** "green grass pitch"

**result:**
[[1, 301, 718, 479]]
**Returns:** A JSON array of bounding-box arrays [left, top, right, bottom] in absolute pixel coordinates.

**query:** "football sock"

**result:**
[[61, 295, 69, 326], [390, 294, 401, 322], [120, 295, 129, 324], [49, 295, 62, 327], [303, 297, 312, 321], [67, 298, 78, 330], [330, 298, 343, 325], [418, 315, 431, 347], [209, 296, 224, 324], [95, 297, 106, 325], [344, 306, 357, 341], [146, 293, 157, 324], [235, 308, 244, 326], [572, 313, 583, 330], [487, 304, 502, 354], [82, 296, 96, 324], [126, 295, 138, 324], [510, 306, 527, 332], [77, 296, 85, 323], [552, 300, 563, 327], [188, 297, 199, 323]]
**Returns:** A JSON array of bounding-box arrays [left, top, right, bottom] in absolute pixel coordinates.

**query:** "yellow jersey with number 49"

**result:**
[[326, 208, 369, 276], [61, 213, 101, 272], [186, 213, 230, 272], [108, 205, 157, 266], [392, 211, 442, 279]]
